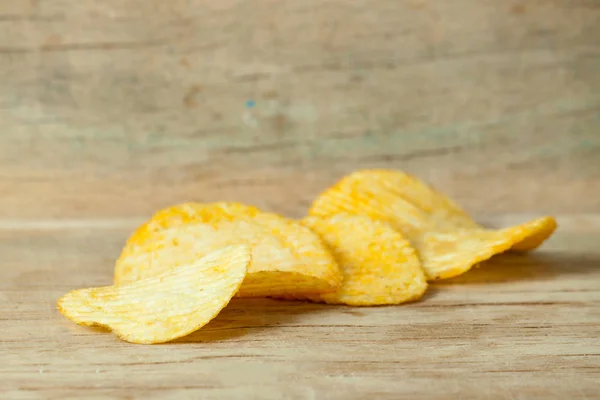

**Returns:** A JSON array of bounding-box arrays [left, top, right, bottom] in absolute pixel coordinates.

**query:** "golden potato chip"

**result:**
[[308, 170, 557, 279], [115, 223, 227, 284], [508, 216, 558, 252], [115, 202, 341, 298], [309, 169, 556, 252], [324, 169, 480, 230], [124, 202, 261, 248], [278, 214, 427, 306], [414, 219, 556, 280], [57, 245, 250, 344]]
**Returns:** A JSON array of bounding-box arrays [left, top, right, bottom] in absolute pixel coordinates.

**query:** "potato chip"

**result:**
[[308, 169, 557, 279], [57, 245, 250, 344], [414, 220, 556, 279], [124, 202, 262, 248], [278, 214, 427, 306], [115, 202, 341, 298], [324, 169, 480, 230], [309, 169, 556, 252], [508, 216, 558, 252]]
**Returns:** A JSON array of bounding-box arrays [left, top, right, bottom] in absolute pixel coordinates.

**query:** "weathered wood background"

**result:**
[[1, 0, 599, 219], [1, 2, 600, 399]]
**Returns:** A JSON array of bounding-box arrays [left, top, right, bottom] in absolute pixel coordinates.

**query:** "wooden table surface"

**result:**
[[1, 215, 599, 399], [1, 0, 599, 398]]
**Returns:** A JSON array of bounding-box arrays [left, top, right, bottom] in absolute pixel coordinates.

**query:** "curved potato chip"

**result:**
[[309, 169, 556, 252], [308, 170, 557, 280], [115, 202, 341, 298], [124, 202, 262, 248], [279, 214, 427, 306], [415, 220, 555, 279], [323, 169, 479, 230], [508, 216, 558, 252], [57, 245, 250, 344]]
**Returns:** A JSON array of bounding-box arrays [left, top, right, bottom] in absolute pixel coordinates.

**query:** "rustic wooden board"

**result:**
[[1, 0, 599, 219], [0, 215, 598, 399]]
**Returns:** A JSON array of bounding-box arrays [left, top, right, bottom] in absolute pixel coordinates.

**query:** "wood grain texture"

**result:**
[[0, 0, 599, 219], [0, 215, 599, 399], [2, 2, 599, 398]]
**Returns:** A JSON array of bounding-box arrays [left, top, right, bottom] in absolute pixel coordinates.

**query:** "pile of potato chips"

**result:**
[[57, 169, 557, 344]]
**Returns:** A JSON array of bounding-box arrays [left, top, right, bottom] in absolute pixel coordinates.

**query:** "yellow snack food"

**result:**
[[115, 202, 341, 298], [308, 169, 557, 280], [124, 202, 261, 248], [57, 245, 250, 344], [508, 216, 558, 252], [279, 214, 427, 306], [413, 220, 556, 279], [327, 169, 480, 230]]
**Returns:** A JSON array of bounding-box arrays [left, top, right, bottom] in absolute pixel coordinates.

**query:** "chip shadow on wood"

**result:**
[[59, 296, 424, 344], [171, 298, 332, 343], [432, 252, 600, 285]]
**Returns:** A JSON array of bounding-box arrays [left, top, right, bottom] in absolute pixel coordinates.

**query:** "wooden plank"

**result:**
[[1, 216, 599, 399], [1, 0, 599, 219]]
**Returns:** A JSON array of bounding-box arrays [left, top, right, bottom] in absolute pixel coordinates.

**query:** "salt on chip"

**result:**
[[308, 169, 557, 280], [115, 202, 341, 298], [57, 245, 250, 344], [279, 214, 427, 306]]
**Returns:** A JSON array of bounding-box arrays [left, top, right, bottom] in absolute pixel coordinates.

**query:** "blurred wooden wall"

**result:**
[[1, 0, 598, 219]]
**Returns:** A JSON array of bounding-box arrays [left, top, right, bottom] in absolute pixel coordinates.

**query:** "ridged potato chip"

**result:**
[[124, 202, 261, 248], [115, 202, 341, 298], [309, 169, 556, 251], [414, 221, 556, 279], [57, 245, 250, 344], [334, 169, 480, 231], [279, 214, 427, 306], [308, 169, 557, 280], [375, 169, 557, 251]]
